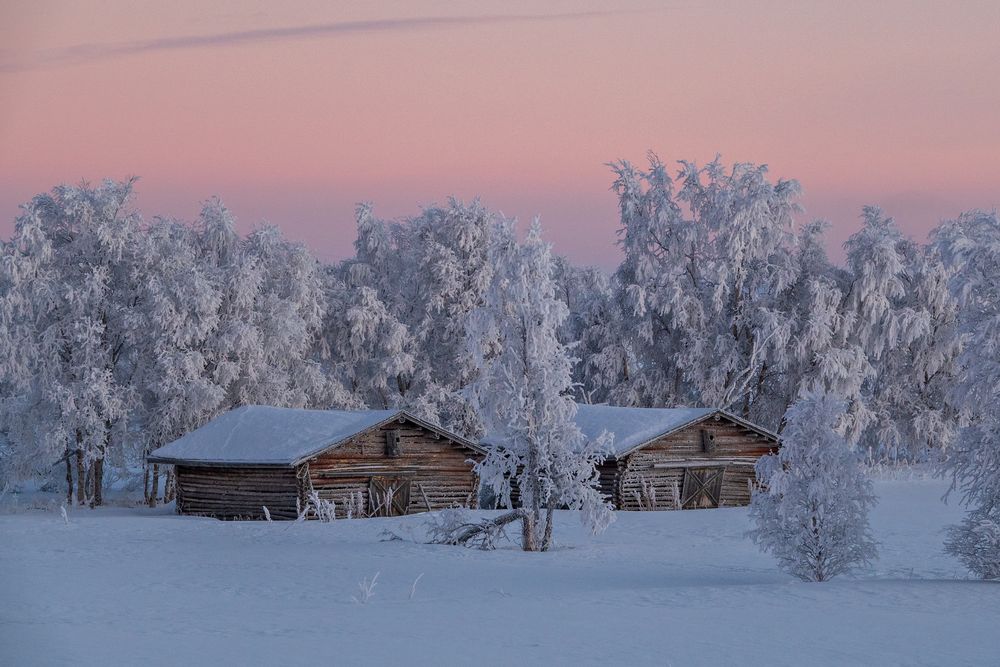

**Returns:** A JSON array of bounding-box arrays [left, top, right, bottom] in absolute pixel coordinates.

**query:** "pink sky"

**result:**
[[1, 0, 997, 267]]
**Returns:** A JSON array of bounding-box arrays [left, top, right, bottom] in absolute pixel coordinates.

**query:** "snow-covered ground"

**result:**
[[2, 478, 997, 666]]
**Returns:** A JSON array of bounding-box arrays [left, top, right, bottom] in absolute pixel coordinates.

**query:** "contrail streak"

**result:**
[[1, 11, 632, 73]]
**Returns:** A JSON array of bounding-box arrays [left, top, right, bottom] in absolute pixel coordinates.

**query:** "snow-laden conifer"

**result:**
[[748, 392, 878, 581]]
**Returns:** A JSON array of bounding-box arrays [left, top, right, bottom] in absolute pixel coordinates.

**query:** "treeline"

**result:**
[[0, 155, 996, 506]]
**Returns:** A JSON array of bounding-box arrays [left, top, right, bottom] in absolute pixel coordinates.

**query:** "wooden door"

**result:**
[[369, 476, 412, 517], [681, 467, 725, 509]]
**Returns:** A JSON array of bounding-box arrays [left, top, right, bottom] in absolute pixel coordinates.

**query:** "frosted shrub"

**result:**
[[748, 393, 878, 582], [307, 491, 337, 522], [935, 211, 1000, 579], [345, 491, 365, 519], [940, 418, 1000, 579], [632, 478, 659, 510], [945, 512, 1000, 580], [352, 572, 379, 604]]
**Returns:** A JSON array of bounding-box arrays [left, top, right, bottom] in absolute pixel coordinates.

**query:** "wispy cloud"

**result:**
[[1, 11, 630, 73]]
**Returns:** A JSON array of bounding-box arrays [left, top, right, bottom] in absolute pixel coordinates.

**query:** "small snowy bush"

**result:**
[[935, 210, 1000, 579], [306, 491, 337, 522], [941, 419, 1000, 579], [352, 572, 379, 604], [945, 512, 1000, 580], [344, 491, 365, 519], [748, 393, 878, 582]]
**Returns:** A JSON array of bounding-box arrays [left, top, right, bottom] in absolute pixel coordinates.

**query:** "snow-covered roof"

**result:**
[[573, 404, 718, 456], [147, 405, 481, 467], [483, 403, 777, 457]]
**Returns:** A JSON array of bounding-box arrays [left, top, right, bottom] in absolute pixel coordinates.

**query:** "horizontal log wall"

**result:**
[[175, 465, 299, 520], [610, 418, 776, 511], [305, 419, 480, 518]]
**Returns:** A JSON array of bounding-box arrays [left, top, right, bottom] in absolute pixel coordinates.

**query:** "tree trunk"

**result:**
[[143, 462, 150, 506], [148, 464, 159, 508], [85, 464, 94, 509], [164, 469, 175, 503], [75, 443, 86, 506], [541, 504, 556, 552], [64, 446, 74, 505], [520, 510, 538, 552], [92, 456, 103, 507]]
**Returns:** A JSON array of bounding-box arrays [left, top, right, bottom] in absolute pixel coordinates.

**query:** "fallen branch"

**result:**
[[427, 508, 528, 550]]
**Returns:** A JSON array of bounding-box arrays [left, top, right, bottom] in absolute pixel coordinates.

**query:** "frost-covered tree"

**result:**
[[130, 216, 224, 504], [934, 210, 1000, 578], [748, 392, 878, 581], [0, 181, 139, 505], [768, 220, 871, 430], [196, 200, 335, 411], [842, 206, 959, 455], [606, 154, 801, 425], [464, 220, 613, 551], [551, 260, 631, 404], [320, 204, 415, 410], [325, 199, 506, 435], [0, 206, 59, 488]]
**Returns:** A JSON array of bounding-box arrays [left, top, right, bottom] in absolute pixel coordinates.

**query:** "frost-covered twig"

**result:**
[[409, 573, 424, 600], [352, 572, 380, 604], [345, 491, 364, 519], [306, 491, 337, 522]]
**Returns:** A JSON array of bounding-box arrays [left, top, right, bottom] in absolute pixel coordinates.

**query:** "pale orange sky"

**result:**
[[1, 0, 997, 266]]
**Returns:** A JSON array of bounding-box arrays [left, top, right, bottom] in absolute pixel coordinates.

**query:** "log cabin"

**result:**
[[147, 406, 485, 520], [484, 404, 779, 511], [575, 404, 779, 510]]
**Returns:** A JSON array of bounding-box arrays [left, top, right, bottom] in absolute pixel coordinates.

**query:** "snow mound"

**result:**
[[147, 406, 400, 466]]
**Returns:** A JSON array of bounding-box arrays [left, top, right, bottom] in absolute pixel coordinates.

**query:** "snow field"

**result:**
[[2, 478, 998, 666]]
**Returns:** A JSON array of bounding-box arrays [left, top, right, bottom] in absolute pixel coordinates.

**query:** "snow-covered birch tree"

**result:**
[[460, 220, 613, 551], [748, 392, 878, 581], [841, 206, 959, 456], [0, 181, 141, 505], [606, 154, 803, 426]]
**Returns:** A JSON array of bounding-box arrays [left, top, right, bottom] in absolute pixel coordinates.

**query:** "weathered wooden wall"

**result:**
[[304, 419, 480, 518], [609, 417, 776, 511], [175, 465, 299, 520]]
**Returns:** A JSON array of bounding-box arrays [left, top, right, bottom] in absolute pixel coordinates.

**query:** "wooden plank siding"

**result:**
[[302, 419, 480, 519], [173, 417, 480, 521], [610, 416, 777, 511], [175, 465, 299, 520]]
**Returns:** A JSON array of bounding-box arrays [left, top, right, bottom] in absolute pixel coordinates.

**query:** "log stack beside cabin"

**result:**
[[574, 404, 780, 510], [147, 406, 484, 520]]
